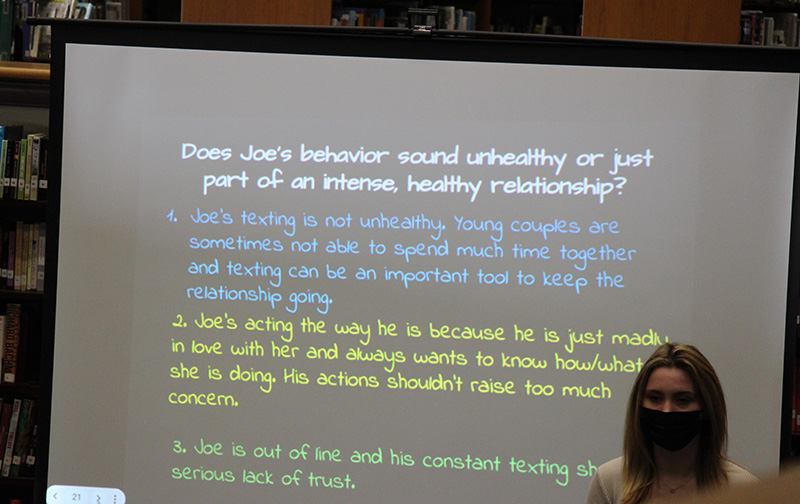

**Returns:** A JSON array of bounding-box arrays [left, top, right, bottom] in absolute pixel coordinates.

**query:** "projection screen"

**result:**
[[41, 22, 800, 504]]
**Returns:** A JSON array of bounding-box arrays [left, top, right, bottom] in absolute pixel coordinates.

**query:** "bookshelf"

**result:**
[[0, 61, 49, 504]]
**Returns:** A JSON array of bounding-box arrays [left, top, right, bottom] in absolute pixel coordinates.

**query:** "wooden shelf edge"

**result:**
[[0, 62, 50, 82]]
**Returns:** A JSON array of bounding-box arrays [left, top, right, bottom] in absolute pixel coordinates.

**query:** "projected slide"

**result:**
[[49, 40, 797, 504]]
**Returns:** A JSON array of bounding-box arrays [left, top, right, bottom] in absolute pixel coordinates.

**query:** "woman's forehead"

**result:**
[[645, 366, 696, 393]]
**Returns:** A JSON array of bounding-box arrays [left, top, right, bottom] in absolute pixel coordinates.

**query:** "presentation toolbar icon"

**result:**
[[47, 486, 126, 504]]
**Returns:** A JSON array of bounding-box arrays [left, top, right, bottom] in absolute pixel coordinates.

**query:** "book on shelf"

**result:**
[[14, 221, 23, 290], [36, 222, 45, 292], [740, 10, 800, 47], [330, 5, 475, 30], [331, 7, 385, 27], [27, 133, 43, 201], [32, 0, 75, 61], [438, 6, 476, 31], [0, 302, 34, 387], [2, 138, 16, 199], [0, 398, 21, 477], [9, 140, 20, 198], [21, 421, 35, 476], [37, 136, 49, 201], [773, 12, 799, 47], [740, 11, 762, 44], [1, 223, 13, 289], [1, 141, 8, 200], [1, 303, 20, 384], [0, 397, 36, 478], [105, 0, 131, 21], [0, 221, 44, 292], [15, 0, 36, 61], [0, 125, 48, 201], [15, 137, 26, 201], [9, 398, 34, 476], [0, 141, 6, 200], [0, 125, 23, 201], [0, 401, 12, 475], [0, 0, 13, 61], [73, 2, 95, 19], [1, 221, 45, 292], [4, 0, 101, 61], [0, 402, 11, 468]]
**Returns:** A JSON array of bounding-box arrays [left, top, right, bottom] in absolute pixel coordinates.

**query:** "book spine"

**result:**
[[5, 226, 13, 289], [0, 402, 10, 474], [9, 398, 33, 476], [0, 221, 7, 284], [29, 135, 40, 201], [0, 0, 13, 61], [26, 223, 35, 291], [2, 304, 20, 384], [0, 139, 6, 200], [1, 398, 21, 477], [23, 134, 33, 200], [8, 140, 19, 199], [2, 139, 11, 199], [13, 221, 22, 290], [38, 136, 48, 200], [15, 138, 25, 200], [20, 1, 36, 61], [21, 422, 35, 477], [37, 223, 45, 292]]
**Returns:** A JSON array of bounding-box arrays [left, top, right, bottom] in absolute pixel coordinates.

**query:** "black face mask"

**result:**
[[640, 408, 702, 452]]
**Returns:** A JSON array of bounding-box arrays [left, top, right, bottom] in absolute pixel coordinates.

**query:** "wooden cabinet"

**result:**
[[182, 0, 332, 25], [582, 0, 741, 44]]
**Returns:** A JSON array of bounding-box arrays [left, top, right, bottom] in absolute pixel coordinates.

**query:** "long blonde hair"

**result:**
[[621, 343, 728, 504]]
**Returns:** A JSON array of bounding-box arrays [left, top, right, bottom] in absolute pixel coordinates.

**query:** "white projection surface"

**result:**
[[48, 41, 797, 504]]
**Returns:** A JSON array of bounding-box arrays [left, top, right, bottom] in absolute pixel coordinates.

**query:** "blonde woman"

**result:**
[[587, 343, 757, 504]]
